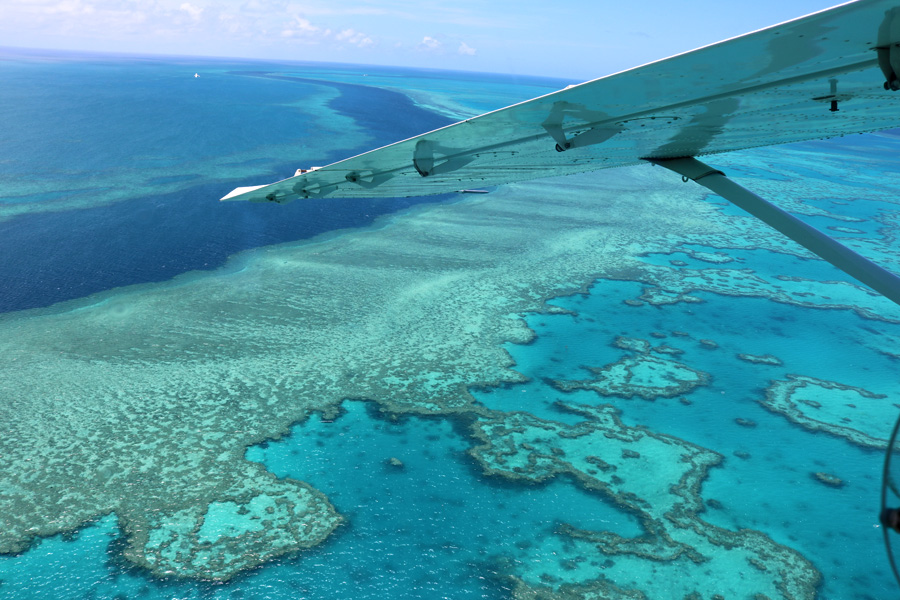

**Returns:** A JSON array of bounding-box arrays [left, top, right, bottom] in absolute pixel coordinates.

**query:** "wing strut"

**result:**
[[650, 157, 900, 308]]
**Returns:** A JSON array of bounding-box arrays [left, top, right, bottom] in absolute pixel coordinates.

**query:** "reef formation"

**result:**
[[469, 404, 820, 599], [0, 167, 732, 579], [551, 336, 710, 401], [3, 138, 900, 595], [762, 375, 889, 449]]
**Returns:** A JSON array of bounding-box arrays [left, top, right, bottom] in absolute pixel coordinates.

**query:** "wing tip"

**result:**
[[220, 185, 267, 202]]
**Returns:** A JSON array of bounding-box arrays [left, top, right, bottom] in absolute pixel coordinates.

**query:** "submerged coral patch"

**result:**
[[827, 226, 866, 235], [132, 474, 340, 580], [811, 471, 845, 488], [552, 336, 709, 401], [737, 353, 783, 366]]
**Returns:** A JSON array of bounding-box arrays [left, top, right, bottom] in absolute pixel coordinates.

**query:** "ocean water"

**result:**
[[1, 47, 899, 599]]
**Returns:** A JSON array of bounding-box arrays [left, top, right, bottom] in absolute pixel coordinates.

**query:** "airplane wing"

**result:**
[[221, 0, 900, 204]]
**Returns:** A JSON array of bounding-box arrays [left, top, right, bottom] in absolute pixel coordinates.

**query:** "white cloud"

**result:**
[[418, 36, 476, 57], [457, 41, 475, 56], [42, 0, 95, 16], [280, 15, 329, 41], [179, 2, 202, 21], [0, 0, 413, 60], [419, 36, 441, 51], [291, 16, 319, 33], [336, 28, 372, 48], [277, 18, 374, 48], [218, 12, 242, 34], [291, 6, 393, 18]]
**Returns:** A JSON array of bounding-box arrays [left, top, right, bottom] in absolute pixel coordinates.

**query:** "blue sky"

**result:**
[[2, 0, 847, 79]]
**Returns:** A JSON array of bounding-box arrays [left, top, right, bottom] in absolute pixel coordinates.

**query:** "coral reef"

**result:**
[[762, 375, 889, 449], [0, 168, 729, 577], [811, 472, 844, 488], [551, 336, 709, 401], [469, 404, 820, 599], [737, 353, 783, 366]]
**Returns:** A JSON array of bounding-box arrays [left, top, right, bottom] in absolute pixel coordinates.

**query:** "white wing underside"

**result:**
[[222, 0, 900, 203]]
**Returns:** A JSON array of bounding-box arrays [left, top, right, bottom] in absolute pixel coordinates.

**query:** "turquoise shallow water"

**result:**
[[1, 47, 899, 599], [0, 402, 640, 600], [480, 284, 895, 598]]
